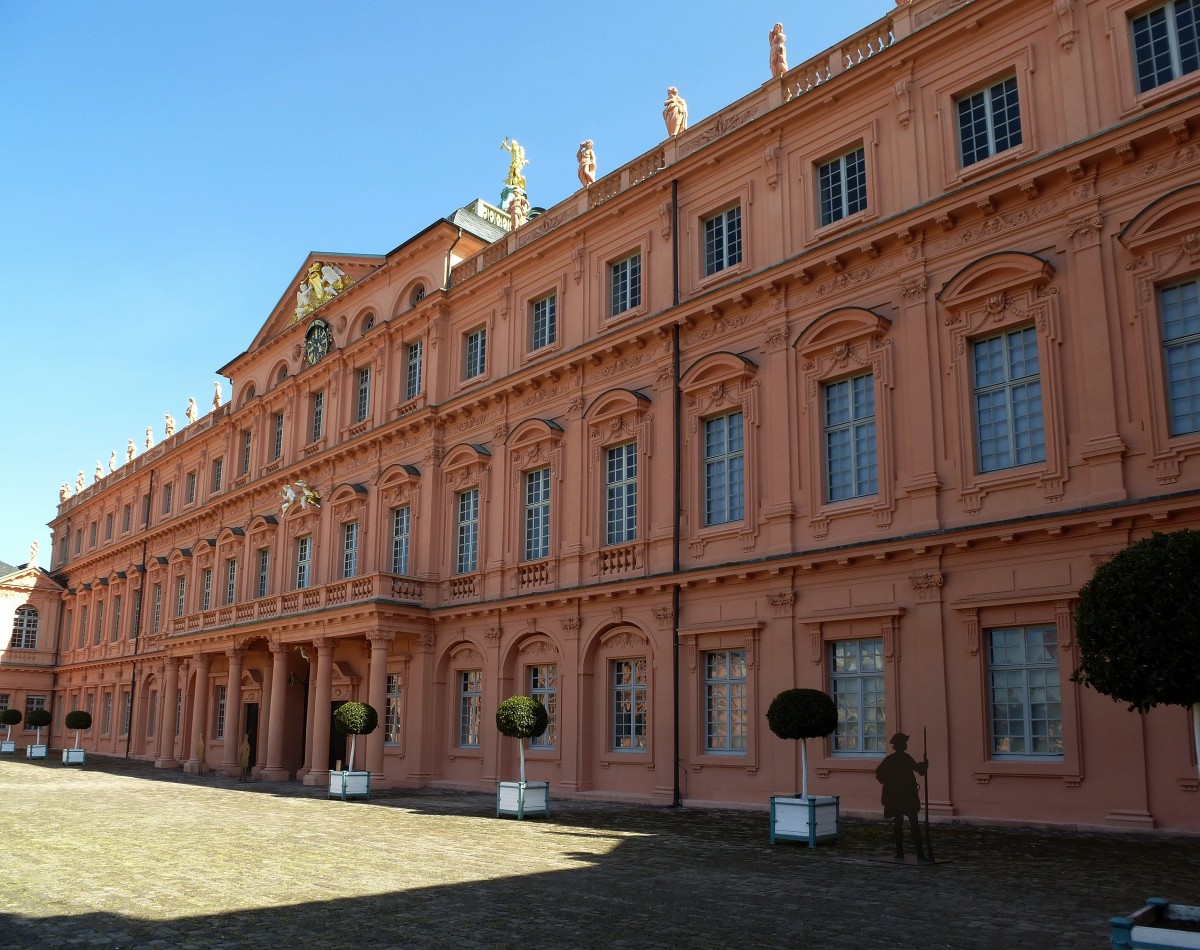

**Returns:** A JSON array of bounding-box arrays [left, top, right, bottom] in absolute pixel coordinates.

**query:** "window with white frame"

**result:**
[[102, 692, 112, 735], [152, 583, 161, 633], [24, 695, 46, 731], [703, 206, 743, 277], [455, 489, 479, 574], [122, 503, 133, 532], [612, 657, 648, 751], [175, 577, 186, 618], [295, 536, 312, 590], [272, 412, 285, 460], [211, 458, 223, 493], [703, 411, 745, 526], [186, 470, 198, 504], [93, 600, 104, 645], [78, 604, 88, 648], [529, 664, 557, 749], [105, 512, 114, 540], [201, 568, 212, 611], [240, 429, 252, 475], [704, 649, 747, 753], [385, 673, 403, 744], [610, 252, 642, 317], [356, 367, 371, 422], [464, 327, 487, 380], [10, 606, 37, 650], [973, 326, 1046, 473], [531, 293, 557, 351], [257, 548, 270, 598], [214, 685, 227, 740], [830, 638, 886, 754], [310, 390, 325, 442], [342, 522, 359, 578], [458, 669, 482, 747], [161, 484, 173, 515], [111, 594, 122, 642], [0, 693, 8, 717], [225, 558, 237, 605], [818, 146, 867, 226], [1131, 0, 1199, 93], [605, 442, 638, 545], [121, 690, 131, 736], [405, 341, 424, 400], [523, 468, 551, 561], [987, 625, 1063, 758], [1159, 277, 1200, 435], [391, 506, 411, 575], [956, 76, 1022, 167], [824, 372, 878, 502]]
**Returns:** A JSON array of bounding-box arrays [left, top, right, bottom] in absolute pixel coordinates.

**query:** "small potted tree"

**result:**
[[0, 708, 20, 753], [766, 688, 840, 847], [495, 695, 550, 819], [62, 711, 92, 764], [328, 701, 377, 801], [25, 707, 51, 759]]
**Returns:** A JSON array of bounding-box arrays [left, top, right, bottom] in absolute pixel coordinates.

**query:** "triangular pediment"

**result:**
[[0, 566, 65, 595]]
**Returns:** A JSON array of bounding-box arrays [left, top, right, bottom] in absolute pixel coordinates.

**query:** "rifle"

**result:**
[[923, 725, 934, 861]]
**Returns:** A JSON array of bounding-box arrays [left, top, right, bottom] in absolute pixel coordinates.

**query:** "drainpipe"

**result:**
[[671, 178, 682, 808], [124, 468, 153, 758]]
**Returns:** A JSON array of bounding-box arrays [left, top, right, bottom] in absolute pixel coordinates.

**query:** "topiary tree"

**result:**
[[26, 708, 51, 747], [1073, 529, 1200, 782], [331, 701, 377, 772], [767, 688, 838, 799], [64, 710, 92, 750], [1, 708, 21, 743], [495, 695, 549, 786]]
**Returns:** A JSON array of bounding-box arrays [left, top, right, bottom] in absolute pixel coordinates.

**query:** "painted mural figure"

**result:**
[[769, 23, 788, 79], [663, 87, 688, 137], [577, 139, 596, 188], [875, 733, 930, 861]]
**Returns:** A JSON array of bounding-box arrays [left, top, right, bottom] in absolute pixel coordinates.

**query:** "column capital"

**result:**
[[226, 645, 246, 661], [269, 637, 287, 655], [164, 654, 182, 671], [314, 636, 335, 656], [192, 651, 211, 667], [367, 631, 396, 648]]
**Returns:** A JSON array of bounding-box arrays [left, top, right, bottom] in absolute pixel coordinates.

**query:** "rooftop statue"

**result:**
[[28, 540, 38, 569], [127, 439, 136, 463], [212, 380, 222, 411], [508, 187, 530, 230], [500, 138, 528, 191], [60, 483, 70, 502], [769, 23, 788, 80], [108, 450, 117, 473], [145, 427, 154, 449], [94, 461, 103, 483], [577, 140, 597, 188], [663, 87, 688, 138], [164, 412, 176, 438], [75, 471, 85, 492], [185, 397, 198, 424]]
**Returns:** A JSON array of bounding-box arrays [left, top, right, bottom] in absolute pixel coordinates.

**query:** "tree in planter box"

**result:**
[[26, 708, 51, 749], [64, 711, 92, 750], [766, 688, 838, 799], [495, 695, 549, 786], [332, 701, 377, 772], [1, 708, 21, 748]]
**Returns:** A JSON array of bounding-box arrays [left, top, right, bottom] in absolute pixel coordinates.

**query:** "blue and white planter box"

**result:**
[[0, 739, 15, 754], [62, 748, 86, 765], [26, 744, 48, 759], [497, 780, 550, 819], [1111, 898, 1200, 949], [328, 770, 371, 801], [769, 794, 840, 847]]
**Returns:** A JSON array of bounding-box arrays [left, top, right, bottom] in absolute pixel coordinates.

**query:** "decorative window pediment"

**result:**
[[506, 418, 564, 473], [329, 482, 369, 522], [378, 463, 420, 508], [442, 443, 491, 491], [585, 389, 652, 457]]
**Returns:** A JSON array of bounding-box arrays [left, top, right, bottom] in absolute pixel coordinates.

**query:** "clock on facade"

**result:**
[[304, 319, 332, 365]]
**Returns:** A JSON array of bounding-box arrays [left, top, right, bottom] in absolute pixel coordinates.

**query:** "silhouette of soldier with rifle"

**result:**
[[875, 732, 931, 862]]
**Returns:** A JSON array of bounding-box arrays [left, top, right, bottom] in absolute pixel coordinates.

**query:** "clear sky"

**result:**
[[0, 0, 887, 569]]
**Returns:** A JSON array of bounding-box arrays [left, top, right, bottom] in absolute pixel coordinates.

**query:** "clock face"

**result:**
[[305, 320, 331, 365]]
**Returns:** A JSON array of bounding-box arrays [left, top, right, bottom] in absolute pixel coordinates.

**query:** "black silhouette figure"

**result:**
[[875, 733, 930, 862]]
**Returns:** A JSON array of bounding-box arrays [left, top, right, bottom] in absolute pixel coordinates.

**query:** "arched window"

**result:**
[[11, 606, 38, 650], [410, 283, 426, 306]]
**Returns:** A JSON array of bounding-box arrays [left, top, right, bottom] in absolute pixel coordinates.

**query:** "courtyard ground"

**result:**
[[0, 755, 1196, 949]]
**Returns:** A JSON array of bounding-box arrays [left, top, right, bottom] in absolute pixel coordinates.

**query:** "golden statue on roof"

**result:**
[[500, 138, 528, 191]]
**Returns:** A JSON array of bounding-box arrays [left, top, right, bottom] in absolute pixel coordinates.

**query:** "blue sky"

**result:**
[[0, 0, 887, 568]]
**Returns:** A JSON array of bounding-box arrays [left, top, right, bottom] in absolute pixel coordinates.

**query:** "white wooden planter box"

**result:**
[[1112, 898, 1200, 949], [0, 740, 15, 754], [328, 770, 371, 801], [769, 795, 840, 847], [26, 744, 48, 759], [62, 748, 86, 765], [497, 781, 550, 819]]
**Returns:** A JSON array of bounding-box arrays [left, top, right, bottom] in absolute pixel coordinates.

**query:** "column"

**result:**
[[303, 638, 335, 786], [155, 656, 180, 768], [255, 650, 271, 775], [262, 639, 290, 781], [219, 647, 244, 776], [297, 648, 317, 781], [184, 652, 211, 775], [366, 632, 394, 784]]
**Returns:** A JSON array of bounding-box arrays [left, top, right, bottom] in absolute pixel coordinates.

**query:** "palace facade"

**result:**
[[5, 0, 1200, 831]]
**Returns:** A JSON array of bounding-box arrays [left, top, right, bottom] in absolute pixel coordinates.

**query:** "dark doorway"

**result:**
[[329, 700, 348, 771], [244, 703, 259, 769]]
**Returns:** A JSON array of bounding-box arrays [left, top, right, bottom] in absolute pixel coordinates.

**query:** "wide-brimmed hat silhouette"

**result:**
[[889, 733, 910, 746]]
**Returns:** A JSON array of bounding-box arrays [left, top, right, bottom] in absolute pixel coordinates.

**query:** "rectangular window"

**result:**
[[988, 625, 1063, 758], [703, 411, 745, 526], [105, 513, 114, 541], [147, 691, 157, 737], [11, 607, 37, 649], [295, 536, 312, 590], [704, 649, 747, 753], [1132, 0, 1200, 93], [973, 326, 1046, 473], [64, 610, 73, 650], [122, 504, 132, 532], [257, 548, 270, 598], [24, 695, 46, 732], [342, 522, 359, 579], [102, 692, 112, 735], [456, 488, 479, 574], [175, 689, 182, 738], [610, 252, 642, 317], [310, 391, 325, 442], [523, 467, 551, 561], [211, 458, 223, 493], [464, 327, 487, 380], [531, 293, 557, 350], [93, 601, 104, 645], [605, 442, 638, 545], [356, 367, 371, 423], [225, 558, 237, 606], [529, 664, 558, 749], [161, 483, 173, 515], [272, 412, 285, 460], [185, 470, 197, 504], [818, 146, 867, 226], [957, 75, 1022, 167], [824, 372, 877, 502], [121, 691, 131, 737], [612, 658, 648, 751], [214, 685, 227, 740], [175, 576, 186, 618], [391, 506, 411, 575], [201, 568, 212, 612], [831, 638, 886, 754], [405, 341, 424, 401], [1160, 278, 1200, 435], [89, 522, 97, 547], [703, 206, 743, 277], [459, 669, 482, 747], [240, 430, 252, 475], [111, 594, 122, 643], [152, 583, 162, 634], [79, 605, 88, 648], [385, 672, 403, 744]]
